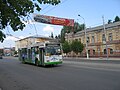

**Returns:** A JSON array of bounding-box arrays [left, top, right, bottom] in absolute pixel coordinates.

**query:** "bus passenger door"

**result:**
[[18, 49, 22, 61], [39, 48, 44, 65]]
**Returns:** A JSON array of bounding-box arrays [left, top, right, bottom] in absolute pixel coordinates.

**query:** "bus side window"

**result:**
[[35, 47, 39, 54], [43, 48, 45, 52]]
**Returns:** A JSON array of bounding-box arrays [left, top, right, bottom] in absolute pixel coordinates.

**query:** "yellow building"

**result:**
[[15, 35, 58, 51], [65, 21, 120, 57]]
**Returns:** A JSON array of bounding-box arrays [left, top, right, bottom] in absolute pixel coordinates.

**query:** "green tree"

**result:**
[[114, 16, 120, 22], [62, 41, 71, 53], [14, 51, 18, 55], [50, 32, 54, 38], [71, 40, 84, 54], [108, 19, 112, 24], [60, 28, 66, 43], [0, 49, 4, 55], [55, 35, 58, 39], [0, 0, 60, 42], [74, 22, 85, 33], [60, 22, 84, 43], [57, 34, 61, 39]]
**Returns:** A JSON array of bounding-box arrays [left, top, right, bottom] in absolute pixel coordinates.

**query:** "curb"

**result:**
[[63, 57, 120, 61]]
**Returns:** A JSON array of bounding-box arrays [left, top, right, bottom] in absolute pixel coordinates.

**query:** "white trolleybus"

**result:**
[[18, 41, 63, 66]]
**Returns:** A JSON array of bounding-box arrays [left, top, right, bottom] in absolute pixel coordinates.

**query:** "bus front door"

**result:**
[[39, 48, 44, 65]]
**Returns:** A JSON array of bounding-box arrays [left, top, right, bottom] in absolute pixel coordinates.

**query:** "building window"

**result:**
[[102, 34, 106, 41], [35, 46, 39, 54], [87, 37, 90, 43], [93, 50, 95, 55], [91, 36, 95, 43], [108, 33, 113, 41], [104, 49, 106, 54], [110, 49, 113, 54]]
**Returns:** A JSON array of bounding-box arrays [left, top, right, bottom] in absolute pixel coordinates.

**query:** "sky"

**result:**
[[0, 0, 120, 48]]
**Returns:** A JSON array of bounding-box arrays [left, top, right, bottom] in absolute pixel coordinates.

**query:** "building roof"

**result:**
[[76, 21, 120, 34], [17, 35, 53, 41]]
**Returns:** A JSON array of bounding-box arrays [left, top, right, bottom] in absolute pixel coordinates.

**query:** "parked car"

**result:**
[[13, 54, 18, 57]]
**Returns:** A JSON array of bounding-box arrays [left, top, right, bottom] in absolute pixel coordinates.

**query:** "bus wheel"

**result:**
[[42, 64, 46, 67], [35, 60, 39, 66], [22, 60, 25, 64]]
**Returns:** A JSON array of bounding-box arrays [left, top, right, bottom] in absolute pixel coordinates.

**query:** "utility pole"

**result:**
[[102, 16, 109, 60], [78, 15, 89, 59]]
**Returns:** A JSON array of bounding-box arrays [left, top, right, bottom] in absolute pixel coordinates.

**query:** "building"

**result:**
[[15, 35, 59, 51], [0, 48, 4, 55], [65, 21, 120, 57], [0, 47, 15, 56]]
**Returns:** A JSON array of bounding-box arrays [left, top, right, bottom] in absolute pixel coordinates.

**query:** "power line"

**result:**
[[27, 15, 38, 36], [42, 5, 50, 11], [26, 0, 69, 36], [76, 19, 103, 28], [42, 0, 69, 14], [6, 33, 20, 39], [88, 23, 103, 28]]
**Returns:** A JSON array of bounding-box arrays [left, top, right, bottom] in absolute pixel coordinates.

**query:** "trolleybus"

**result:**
[[18, 41, 63, 66]]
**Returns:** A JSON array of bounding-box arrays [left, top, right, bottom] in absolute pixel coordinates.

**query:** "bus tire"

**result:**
[[22, 60, 25, 64], [35, 59, 39, 66]]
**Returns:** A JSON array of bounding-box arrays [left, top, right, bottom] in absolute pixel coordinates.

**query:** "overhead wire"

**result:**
[[76, 19, 103, 28], [87, 23, 103, 28], [42, 5, 50, 11], [42, 0, 69, 14], [28, 0, 69, 36], [6, 0, 69, 39], [27, 15, 38, 36]]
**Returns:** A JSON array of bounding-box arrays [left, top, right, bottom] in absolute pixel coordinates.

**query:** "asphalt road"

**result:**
[[0, 57, 120, 90]]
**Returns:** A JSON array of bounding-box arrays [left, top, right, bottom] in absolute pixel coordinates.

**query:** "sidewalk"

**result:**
[[63, 57, 120, 61]]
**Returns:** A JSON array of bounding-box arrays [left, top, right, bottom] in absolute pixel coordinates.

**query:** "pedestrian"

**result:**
[[22, 54, 25, 61]]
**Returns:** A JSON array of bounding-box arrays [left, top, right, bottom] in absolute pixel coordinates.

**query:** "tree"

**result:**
[[50, 32, 54, 38], [57, 34, 61, 39], [108, 19, 112, 24], [71, 40, 84, 54], [60, 28, 65, 43], [60, 22, 84, 43], [14, 51, 18, 55], [0, 49, 4, 55], [114, 16, 120, 22], [55, 35, 58, 39], [0, 0, 61, 42], [62, 41, 71, 54], [74, 22, 85, 33]]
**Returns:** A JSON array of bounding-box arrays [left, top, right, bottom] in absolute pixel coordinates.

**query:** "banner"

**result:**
[[34, 15, 74, 27]]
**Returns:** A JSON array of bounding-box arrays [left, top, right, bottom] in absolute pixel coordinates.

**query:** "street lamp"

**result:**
[[102, 16, 108, 60], [78, 14, 89, 59]]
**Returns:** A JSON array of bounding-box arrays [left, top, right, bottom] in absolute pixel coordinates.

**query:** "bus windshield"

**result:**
[[46, 46, 61, 55]]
